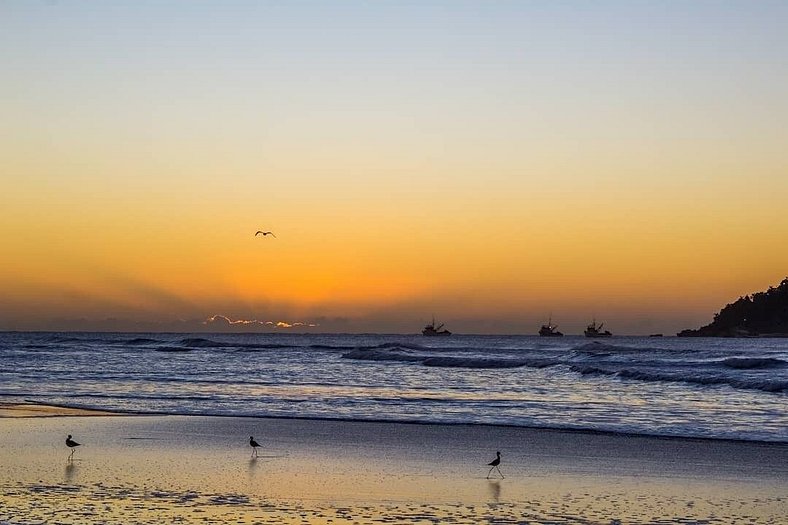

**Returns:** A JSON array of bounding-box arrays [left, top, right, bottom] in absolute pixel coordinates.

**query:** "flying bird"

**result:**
[[249, 436, 261, 457], [66, 434, 81, 459], [255, 231, 276, 238], [486, 451, 504, 479]]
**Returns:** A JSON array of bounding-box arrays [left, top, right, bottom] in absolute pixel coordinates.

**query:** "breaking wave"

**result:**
[[572, 365, 788, 393], [4, 332, 786, 442], [720, 357, 788, 370]]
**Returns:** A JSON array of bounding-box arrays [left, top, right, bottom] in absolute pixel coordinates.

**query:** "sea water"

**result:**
[[0, 332, 785, 442]]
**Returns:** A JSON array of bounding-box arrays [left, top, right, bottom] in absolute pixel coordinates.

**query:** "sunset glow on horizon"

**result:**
[[2, 1, 787, 334]]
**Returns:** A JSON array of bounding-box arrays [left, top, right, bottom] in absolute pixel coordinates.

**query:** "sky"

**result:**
[[2, 1, 787, 334]]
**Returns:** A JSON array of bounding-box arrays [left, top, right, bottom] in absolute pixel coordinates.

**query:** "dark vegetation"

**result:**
[[678, 278, 788, 337]]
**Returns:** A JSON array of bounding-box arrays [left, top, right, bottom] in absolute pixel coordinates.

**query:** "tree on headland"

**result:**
[[678, 278, 788, 337]]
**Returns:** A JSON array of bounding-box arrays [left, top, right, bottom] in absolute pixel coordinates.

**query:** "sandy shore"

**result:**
[[0, 404, 786, 524]]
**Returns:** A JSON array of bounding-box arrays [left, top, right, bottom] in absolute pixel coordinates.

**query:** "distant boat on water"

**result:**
[[584, 320, 612, 338], [423, 317, 451, 336], [538, 318, 563, 337]]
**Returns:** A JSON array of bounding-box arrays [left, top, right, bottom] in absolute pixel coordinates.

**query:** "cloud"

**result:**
[[271, 321, 316, 328], [203, 315, 318, 329]]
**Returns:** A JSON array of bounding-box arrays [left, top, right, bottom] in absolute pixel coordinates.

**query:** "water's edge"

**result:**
[[10, 398, 788, 446]]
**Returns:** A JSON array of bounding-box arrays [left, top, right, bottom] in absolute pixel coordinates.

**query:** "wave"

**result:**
[[39, 335, 164, 346], [15, 398, 788, 444], [180, 337, 223, 348], [571, 365, 788, 393], [618, 369, 788, 394], [70, 392, 222, 402], [42, 335, 109, 345], [154, 346, 194, 353], [121, 337, 164, 346], [309, 343, 426, 351], [423, 357, 544, 369], [333, 341, 456, 355], [19, 335, 298, 352], [42, 336, 83, 344], [341, 349, 423, 363], [370, 342, 430, 351], [570, 342, 677, 356], [720, 357, 788, 370], [571, 365, 617, 377], [342, 348, 561, 370], [231, 343, 298, 351], [177, 337, 297, 351]]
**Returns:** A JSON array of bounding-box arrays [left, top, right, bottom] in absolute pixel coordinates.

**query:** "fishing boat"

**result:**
[[422, 317, 451, 336], [538, 318, 563, 337], [584, 320, 612, 338]]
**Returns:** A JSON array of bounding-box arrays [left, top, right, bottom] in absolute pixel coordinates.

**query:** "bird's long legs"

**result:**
[[487, 466, 495, 479], [495, 466, 504, 479]]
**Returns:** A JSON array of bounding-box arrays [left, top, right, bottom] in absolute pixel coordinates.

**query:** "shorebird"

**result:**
[[65, 434, 81, 459], [486, 451, 504, 479], [255, 231, 276, 238], [249, 436, 261, 457]]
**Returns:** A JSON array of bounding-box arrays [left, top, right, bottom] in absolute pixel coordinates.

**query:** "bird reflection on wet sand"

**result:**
[[487, 480, 501, 502], [64, 461, 77, 483], [247, 455, 264, 486]]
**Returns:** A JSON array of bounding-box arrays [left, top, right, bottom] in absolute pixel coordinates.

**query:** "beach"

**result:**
[[5, 0, 788, 522], [1, 403, 786, 524]]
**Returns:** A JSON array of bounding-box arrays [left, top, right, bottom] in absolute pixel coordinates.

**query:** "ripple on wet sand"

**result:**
[[1, 482, 785, 525]]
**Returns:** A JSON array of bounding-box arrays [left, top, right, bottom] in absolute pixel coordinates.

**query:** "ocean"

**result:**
[[1, 332, 786, 442]]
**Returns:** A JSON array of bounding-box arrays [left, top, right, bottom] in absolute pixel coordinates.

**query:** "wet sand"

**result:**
[[0, 404, 786, 524], [0, 402, 127, 418]]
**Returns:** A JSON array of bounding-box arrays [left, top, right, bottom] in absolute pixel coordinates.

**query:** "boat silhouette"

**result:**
[[422, 316, 451, 336], [584, 320, 612, 338], [538, 317, 563, 337]]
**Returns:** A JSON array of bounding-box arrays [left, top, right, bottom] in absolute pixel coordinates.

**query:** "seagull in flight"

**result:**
[[255, 231, 276, 238]]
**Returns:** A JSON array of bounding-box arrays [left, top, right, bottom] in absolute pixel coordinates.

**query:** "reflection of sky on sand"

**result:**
[[0, 415, 785, 524]]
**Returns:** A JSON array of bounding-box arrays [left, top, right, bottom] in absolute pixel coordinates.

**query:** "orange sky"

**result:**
[[2, 2, 787, 333]]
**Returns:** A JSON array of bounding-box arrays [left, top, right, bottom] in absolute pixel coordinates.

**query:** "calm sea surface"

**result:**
[[1, 332, 786, 442]]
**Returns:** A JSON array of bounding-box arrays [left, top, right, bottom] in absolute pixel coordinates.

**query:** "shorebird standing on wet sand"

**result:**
[[486, 451, 504, 479], [65, 434, 81, 459], [249, 436, 261, 457]]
